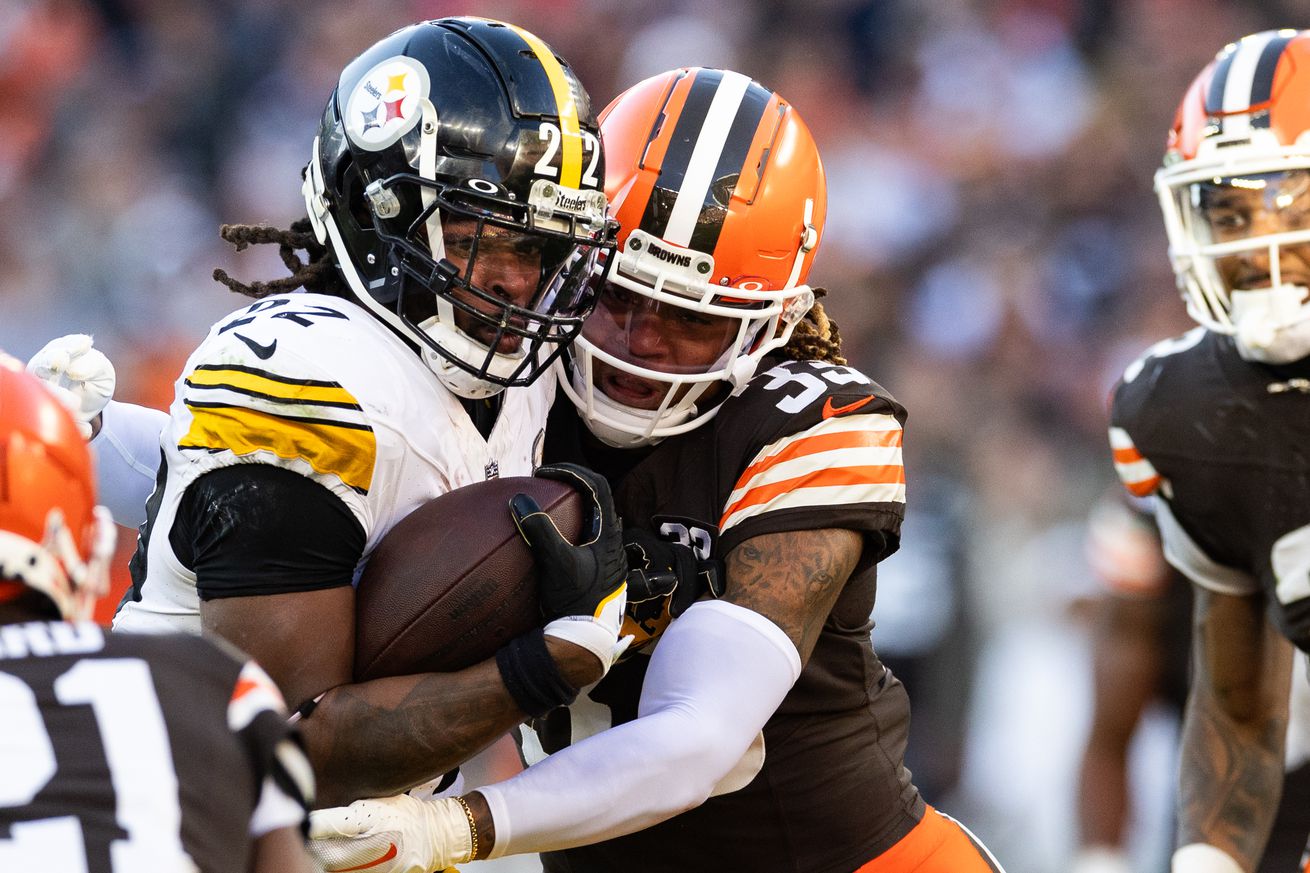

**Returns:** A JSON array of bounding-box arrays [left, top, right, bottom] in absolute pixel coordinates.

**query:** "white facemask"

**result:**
[[1230, 285, 1310, 363]]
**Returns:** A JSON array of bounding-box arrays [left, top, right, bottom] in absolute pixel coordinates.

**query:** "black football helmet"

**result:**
[[302, 18, 618, 398]]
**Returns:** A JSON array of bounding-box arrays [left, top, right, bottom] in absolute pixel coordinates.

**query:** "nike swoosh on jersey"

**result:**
[[822, 395, 875, 419], [326, 843, 398, 872], [234, 332, 278, 359], [721, 413, 905, 530]]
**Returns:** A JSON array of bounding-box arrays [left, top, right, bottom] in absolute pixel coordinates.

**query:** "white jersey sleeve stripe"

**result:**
[[741, 414, 900, 472], [227, 661, 289, 732], [726, 445, 902, 508], [721, 481, 907, 532], [720, 412, 904, 529]]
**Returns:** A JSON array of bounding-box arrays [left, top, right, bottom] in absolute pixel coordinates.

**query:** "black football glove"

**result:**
[[510, 463, 627, 621], [624, 528, 724, 619], [509, 464, 630, 681]]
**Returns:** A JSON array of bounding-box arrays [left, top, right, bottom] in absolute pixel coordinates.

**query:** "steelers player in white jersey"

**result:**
[[49, 18, 631, 812], [0, 357, 315, 873], [1109, 31, 1310, 873]]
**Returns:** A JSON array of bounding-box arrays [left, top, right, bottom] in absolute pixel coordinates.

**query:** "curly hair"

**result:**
[[779, 288, 846, 365], [211, 218, 346, 299]]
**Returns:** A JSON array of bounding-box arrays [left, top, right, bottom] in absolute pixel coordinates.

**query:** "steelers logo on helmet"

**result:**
[[343, 56, 430, 152], [303, 19, 618, 400]]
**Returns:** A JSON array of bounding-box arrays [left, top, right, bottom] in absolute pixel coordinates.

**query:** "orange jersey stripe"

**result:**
[[231, 675, 260, 703], [1123, 476, 1162, 498], [738, 427, 902, 486], [722, 464, 904, 524], [1112, 446, 1144, 464]]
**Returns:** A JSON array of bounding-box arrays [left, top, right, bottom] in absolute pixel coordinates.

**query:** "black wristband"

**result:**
[[496, 627, 580, 718]]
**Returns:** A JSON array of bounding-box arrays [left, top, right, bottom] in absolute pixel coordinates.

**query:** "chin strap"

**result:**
[[783, 198, 819, 291]]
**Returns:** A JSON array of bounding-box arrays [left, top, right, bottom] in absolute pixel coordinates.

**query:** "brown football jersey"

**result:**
[[1110, 328, 1310, 648], [0, 622, 310, 873], [534, 356, 925, 873]]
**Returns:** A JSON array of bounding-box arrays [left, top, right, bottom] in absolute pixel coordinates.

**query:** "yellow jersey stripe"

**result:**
[[507, 23, 582, 188], [179, 403, 375, 494], [187, 365, 361, 409]]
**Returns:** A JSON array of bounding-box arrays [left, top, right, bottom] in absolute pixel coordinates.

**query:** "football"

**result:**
[[353, 476, 586, 681]]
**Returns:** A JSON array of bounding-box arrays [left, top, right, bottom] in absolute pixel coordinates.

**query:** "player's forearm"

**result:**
[[304, 663, 526, 806], [1176, 590, 1293, 869], [1176, 683, 1286, 869], [303, 638, 599, 807]]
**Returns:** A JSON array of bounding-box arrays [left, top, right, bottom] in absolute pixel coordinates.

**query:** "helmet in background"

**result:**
[[1157, 29, 1310, 363], [0, 356, 113, 621]]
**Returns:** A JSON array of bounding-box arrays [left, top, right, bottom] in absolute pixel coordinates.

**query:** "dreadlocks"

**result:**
[[780, 288, 846, 365], [211, 218, 346, 299]]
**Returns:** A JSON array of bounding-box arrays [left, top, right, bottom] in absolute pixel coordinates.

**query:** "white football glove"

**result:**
[[26, 334, 115, 440], [308, 793, 473, 873]]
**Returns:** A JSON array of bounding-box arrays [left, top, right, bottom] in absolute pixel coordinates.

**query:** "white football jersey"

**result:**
[[114, 292, 552, 635]]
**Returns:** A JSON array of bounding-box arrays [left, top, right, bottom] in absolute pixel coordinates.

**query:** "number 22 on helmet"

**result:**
[[302, 18, 619, 399], [560, 67, 827, 446]]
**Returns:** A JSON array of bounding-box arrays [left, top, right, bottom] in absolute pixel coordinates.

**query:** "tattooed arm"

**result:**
[[721, 527, 863, 663], [206, 592, 603, 808], [1175, 586, 1293, 871]]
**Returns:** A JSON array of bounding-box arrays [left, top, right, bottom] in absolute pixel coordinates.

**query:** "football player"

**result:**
[[1106, 29, 1310, 873], [0, 356, 315, 873], [73, 18, 631, 810], [309, 67, 1007, 873], [1074, 491, 1310, 873]]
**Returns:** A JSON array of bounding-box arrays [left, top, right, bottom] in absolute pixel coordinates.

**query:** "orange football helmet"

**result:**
[[0, 355, 113, 620], [559, 67, 826, 446], [1157, 29, 1310, 362]]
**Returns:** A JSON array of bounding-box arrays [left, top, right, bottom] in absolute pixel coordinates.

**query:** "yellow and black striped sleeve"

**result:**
[[178, 364, 376, 495]]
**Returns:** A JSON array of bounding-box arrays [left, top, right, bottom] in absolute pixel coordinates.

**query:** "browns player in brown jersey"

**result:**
[[0, 357, 314, 873], [1110, 30, 1310, 873]]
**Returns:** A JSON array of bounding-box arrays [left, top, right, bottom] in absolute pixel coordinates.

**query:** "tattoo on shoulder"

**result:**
[[723, 528, 862, 660]]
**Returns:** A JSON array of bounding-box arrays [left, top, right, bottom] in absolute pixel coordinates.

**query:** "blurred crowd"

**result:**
[[0, 0, 1299, 870]]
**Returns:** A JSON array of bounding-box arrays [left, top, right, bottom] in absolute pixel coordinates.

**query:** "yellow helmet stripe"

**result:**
[[186, 366, 361, 409], [180, 403, 376, 494], [506, 23, 583, 188]]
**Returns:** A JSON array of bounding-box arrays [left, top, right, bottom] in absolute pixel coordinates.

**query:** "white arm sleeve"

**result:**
[[478, 600, 802, 857], [90, 400, 168, 529]]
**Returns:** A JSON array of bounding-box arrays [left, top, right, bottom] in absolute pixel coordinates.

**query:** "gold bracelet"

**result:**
[[454, 795, 479, 860]]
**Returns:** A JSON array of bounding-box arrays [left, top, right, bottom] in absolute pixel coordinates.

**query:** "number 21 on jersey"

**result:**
[[0, 658, 192, 871]]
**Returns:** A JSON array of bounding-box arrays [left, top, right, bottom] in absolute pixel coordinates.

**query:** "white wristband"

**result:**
[[542, 583, 629, 676], [1172, 843, 1245, 873]]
